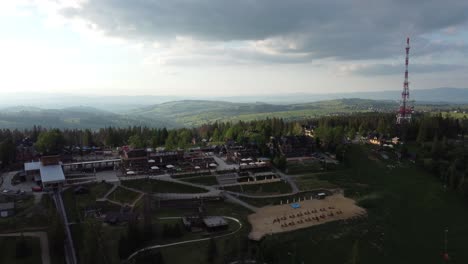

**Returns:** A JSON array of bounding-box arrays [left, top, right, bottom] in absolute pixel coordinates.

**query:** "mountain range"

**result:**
[[1, 88, 468, 112], [1, 95, 466, 129]]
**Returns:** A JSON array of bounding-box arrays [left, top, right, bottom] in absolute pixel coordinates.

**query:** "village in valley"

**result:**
[[0, 120, 417, 264], [5, 0, 468, 262]]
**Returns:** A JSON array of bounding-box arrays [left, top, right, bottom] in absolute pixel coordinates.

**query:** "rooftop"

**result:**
[[203, 216, 228, 227], [24, 161, 41, 171], [40, 164, 65, 183], [24, 160, 65, 184]]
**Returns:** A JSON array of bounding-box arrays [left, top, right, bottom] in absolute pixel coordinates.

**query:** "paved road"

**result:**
[[121, 176, 223, 201], [127, 216, 243, 261], [0, 231, 50, 264], [1, 171, 37, 192], [274, 169, 300, 193], [154, 190, 222, 200], [212, 155, 239, 171], [1, 171, 43, 204], [95, 170, 120, 183], [223, 192, 258, 212]]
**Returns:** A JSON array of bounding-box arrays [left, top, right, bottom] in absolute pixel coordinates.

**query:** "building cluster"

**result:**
[[24, 155, 66, 189], [120, 146, 219, 176], [366, 133, 400, 147]]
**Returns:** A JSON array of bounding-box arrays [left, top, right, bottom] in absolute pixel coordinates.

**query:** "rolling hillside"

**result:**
[[0, 106, 178, 129], [127, 99, 399, 127], [1, 99, 466, 129]]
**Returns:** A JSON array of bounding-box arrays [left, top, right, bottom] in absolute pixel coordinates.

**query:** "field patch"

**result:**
[[248, 194, 366, 240]]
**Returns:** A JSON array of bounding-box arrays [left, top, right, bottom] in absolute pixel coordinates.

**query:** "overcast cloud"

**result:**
[[61, 0, 468, 63], [1, 0, 468, 96]]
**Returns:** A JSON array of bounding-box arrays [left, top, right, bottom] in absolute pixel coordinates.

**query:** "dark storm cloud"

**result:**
[[62, 0, 468, 60]]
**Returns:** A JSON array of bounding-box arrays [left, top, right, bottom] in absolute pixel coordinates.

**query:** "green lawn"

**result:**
[[172, 171, 212, 179], [294, 174, 338, 191], [255, 145, 468, 263], [240, 191, 331, 207], [0, 236, 42, 264], [224, 181, 292, 195], [287, 162, 324, 175], [71, 200, 251, 264], [109, 186, 141, 204], [0, 195, 50, 232], [134, 201, 252, 264], [179, 176, 219, 186], [62, 182, 115, 222], [122, 179, 208, 193]]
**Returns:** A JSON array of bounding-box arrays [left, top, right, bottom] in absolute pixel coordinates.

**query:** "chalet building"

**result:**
[[121, 148, 148, 174], [226, 146, 259, 164], [24, 155, 65, 188], [182, 215, 229, 232], [149, 150, 184, 166], [302, 125, 315, 138], [369, 136, 381, 145], [203, 216, 229, 232]]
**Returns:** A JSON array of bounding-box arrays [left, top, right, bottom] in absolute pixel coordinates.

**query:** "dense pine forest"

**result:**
[[1, 113, 467, 195]]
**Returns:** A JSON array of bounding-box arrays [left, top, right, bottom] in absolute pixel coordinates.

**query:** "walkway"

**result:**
[[223, 192, 259, 212], [274, 169, 300, 193], [212, 155, 239, 171], [121, 176, 223, 201], [0, 231, 50, 264], [52, 190, 77, 264], [127, 216, 243, 261]]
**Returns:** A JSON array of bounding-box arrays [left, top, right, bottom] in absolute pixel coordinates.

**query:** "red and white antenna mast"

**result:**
[[396, 37, 413, 124]]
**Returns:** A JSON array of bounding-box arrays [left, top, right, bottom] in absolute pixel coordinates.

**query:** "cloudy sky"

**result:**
[[1, 0, 468, 96]]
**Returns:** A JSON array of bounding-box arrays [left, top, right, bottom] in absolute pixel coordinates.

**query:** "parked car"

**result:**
[[31, 186, 43, 192]]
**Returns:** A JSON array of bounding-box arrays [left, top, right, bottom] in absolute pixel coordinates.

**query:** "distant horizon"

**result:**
[[1, 87, 468, 113], [1, 86, 467, 98]]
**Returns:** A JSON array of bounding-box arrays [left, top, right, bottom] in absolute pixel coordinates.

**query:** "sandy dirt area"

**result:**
[[248, 194, 366, 240]]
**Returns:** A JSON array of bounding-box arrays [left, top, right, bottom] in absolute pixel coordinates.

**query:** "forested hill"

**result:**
[[0, 106, 178, 129], [1, 99, 467, 129], [127, 99, 400, 127]]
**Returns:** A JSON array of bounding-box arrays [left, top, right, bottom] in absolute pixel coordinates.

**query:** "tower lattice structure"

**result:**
[[396, 37, 413, 124]]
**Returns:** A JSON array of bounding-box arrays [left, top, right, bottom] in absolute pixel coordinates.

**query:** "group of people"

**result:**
[[272, 206, 345, 228]]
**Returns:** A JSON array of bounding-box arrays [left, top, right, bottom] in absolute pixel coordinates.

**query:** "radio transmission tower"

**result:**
[[396, 37, 414, 124]]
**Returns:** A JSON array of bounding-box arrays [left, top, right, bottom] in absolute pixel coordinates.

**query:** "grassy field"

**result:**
[[224, 181, 292, 195], [294, 173, 338, 191], [255, 145, 468, 263], [0, 236, 42, 264], [62, 182, 115, 222], [122, 179, 208, 193], [135, 201, 253, 263], [0, 195, 50, 232], [172, 171, 212, 179], [179, 175, 218, 186], [286, 162, 324, 175], [109, 187, 141, 204], [71, 199, 252, 264], [240, 191, 332, 207]]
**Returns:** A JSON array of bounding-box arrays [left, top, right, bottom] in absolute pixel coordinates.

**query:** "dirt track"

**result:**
[[248, 194, 366, 240]]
